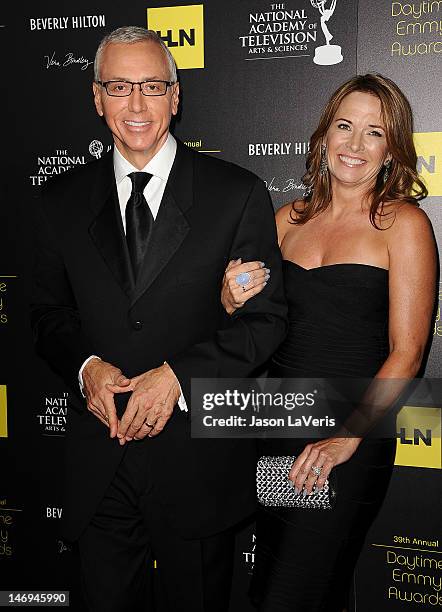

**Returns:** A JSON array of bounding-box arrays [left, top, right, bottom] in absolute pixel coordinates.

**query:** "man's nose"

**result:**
[[127, 84, 148, 112]]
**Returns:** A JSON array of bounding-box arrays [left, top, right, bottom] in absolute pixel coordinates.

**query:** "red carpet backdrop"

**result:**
[[1, 1, 441, 610]]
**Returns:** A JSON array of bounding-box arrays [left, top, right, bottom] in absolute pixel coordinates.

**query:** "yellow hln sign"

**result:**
[[0, 385, 7, 438], [414, 132, 442, 197], [395, 406, 441, 469], [147, 4, 204, 69]]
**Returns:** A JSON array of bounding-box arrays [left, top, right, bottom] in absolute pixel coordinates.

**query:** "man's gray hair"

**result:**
[[94, 26, 178, 83]]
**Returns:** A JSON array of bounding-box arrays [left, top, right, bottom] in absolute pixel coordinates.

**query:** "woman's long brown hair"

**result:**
[[293, 73, 427, 228]]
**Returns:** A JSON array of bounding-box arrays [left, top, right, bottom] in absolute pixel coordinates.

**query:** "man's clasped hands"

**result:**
[[82, 358, 181, 444]]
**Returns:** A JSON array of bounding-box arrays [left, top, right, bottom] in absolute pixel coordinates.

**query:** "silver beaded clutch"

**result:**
[[257, 456, 336, 509]]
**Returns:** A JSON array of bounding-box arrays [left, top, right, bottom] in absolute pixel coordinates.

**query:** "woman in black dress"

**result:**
[[222, 74, 437, 611]]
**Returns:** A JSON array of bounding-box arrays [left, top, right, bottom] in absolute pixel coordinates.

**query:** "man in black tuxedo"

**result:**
[[31, 26, 287, 612]]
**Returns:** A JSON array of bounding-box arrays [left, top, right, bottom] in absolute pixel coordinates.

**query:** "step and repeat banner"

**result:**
[[2, 1, 441, 610]]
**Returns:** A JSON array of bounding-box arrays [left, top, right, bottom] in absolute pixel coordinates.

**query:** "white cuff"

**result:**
[[177, 392, 188, 413], [78, 355, 101, 397], [164, 361, 188, 412]]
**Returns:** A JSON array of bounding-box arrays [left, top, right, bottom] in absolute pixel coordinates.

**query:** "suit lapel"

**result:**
[[88, 152, 135, 296], [130, 140, 194, 306]]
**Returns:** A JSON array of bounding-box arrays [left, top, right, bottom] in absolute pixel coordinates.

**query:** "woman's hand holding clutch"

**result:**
[[288, 437, 362, 495]]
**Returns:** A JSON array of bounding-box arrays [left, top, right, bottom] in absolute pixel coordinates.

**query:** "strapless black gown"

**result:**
[[250, 261, 397, 612]]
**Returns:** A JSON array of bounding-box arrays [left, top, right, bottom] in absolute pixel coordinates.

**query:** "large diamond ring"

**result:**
[[311, 466, 322, 476], [235, 272, 251, 287]]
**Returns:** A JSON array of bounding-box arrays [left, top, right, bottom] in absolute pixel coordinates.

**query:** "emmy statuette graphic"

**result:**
[[89, 139, 104, 159], [311, 0, 343, 66]]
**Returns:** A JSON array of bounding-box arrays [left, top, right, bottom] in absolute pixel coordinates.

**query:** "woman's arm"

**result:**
[[333, 205, 437, 436], [379, 205, 436, 377], [220, 202, 295, 314], [221, 259, 269, 315]]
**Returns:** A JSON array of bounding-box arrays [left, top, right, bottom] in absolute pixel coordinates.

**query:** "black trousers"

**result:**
[[77, 440, 235, 612]]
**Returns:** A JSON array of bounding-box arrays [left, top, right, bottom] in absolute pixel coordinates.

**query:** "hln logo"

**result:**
[[395, 406, 441, 469], [0, 385, 7, 438], [414, 132, 442, 197], [147, 5, 204, 69]]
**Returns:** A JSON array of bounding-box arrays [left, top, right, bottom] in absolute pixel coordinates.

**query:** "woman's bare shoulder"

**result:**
[[382, 202, 431, 235]]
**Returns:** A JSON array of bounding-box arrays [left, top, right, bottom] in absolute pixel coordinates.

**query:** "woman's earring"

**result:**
[[383, 159, 391, 184], [319, 144, 328, 176], [303, 184, 313, 198]]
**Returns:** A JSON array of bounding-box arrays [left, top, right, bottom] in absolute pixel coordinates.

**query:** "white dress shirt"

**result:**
[[79, 133, 187, 411], [114, 131, 177, 228]]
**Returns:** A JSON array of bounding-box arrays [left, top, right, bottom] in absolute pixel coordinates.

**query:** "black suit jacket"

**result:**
[[30, 139, 288, 541]]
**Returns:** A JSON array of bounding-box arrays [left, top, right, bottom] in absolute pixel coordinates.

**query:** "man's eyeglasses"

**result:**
[[96, 80, 175, 97]]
